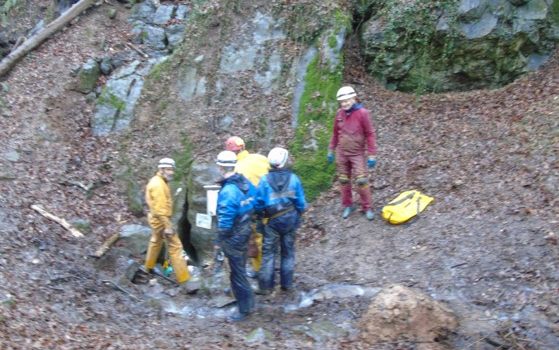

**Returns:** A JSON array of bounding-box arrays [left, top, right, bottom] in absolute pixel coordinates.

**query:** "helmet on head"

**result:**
[[216, 151, 237, 167], [225, 136, 245, 152], [268, 147, 289, 168], [158, 158, 176, 169], [336, 86, 357, 101]]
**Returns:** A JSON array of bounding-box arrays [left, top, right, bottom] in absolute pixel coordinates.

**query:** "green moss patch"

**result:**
[[290, 10, 350, 201], [551, 0, 559, 24], [291, 56, 343, 201], [1, 0, 19, 26], [98, 88, 126, 111]]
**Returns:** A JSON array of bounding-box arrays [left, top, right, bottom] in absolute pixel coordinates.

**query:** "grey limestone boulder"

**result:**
[[176, 5, 188, 20], [153, 5, 174, 25], [166, 24, 186, 49], [129, 1, 156, 22], [92, 61, 143, 136], [119, 224, 152, 256], [77, 59, 100, 94], [187, 162, 222, 264], [143, 25, 167, 51]]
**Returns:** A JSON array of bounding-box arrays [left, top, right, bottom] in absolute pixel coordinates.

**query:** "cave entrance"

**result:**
[[177, 189, 199, 266]]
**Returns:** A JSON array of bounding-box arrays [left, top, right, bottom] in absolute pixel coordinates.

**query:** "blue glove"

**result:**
[[327, 151, 335, 164], [367, 157, 377, 169]]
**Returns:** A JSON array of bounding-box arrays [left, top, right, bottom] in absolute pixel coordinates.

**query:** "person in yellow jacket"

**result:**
[[144, 158, 190, 284], [225, 136, 269, 274]]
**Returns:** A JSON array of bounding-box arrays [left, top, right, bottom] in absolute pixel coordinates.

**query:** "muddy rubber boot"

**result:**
[[365, 209, 374, 221], [342, 206, 355, 219], [255, 288, 272, 295], [181, 280, 201, 295], [281, 286, 296, 296], [127, 262, 150, 284], [228, 311, 250, 322]]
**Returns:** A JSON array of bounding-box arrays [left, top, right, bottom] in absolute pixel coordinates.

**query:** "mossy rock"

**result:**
[[359, 0, 559, 93], [291, 18, 348, 201], [77, 59, 100, 94]]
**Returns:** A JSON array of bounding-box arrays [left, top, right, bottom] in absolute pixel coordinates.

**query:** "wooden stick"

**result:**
[[92, 232, 120, 258], [30, 204, 84, 237], [0, 0, 97, 78], [102, 280, 142, 302], [60, 180, 90, 192], [125, 42, 149, 58]]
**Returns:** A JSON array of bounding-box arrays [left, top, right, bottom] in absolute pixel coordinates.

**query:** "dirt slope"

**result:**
[[298, 38, 559, 349], [0, 2, 557, 350]]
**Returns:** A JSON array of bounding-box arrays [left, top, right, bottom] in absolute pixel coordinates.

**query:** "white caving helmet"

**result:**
[[158, 158, 176, 169], [336, 86, 357, 101], [216, 150, 237, 167], [268, 147, 289, 168]]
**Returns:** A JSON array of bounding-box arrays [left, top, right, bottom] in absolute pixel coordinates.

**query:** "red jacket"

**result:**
[[329, 104, 377, 156]]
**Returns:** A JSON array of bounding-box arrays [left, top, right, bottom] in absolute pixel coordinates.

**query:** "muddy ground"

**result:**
[[0, 2, 557, 350]]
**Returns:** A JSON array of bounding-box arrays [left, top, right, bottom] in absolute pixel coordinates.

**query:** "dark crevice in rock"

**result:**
[[178, 189, 199, 266], [351, 2, 376, 32]]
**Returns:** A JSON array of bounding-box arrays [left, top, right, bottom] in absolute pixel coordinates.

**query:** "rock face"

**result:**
[[360, 0, 559, 92], [214, 11, 287, 97], [129, 1, 188, 53], [92, 58, 166, 136], [121, 1, 350, 261], [107, 0, 361, 263], [186, 162, 222, 264], [359, 284, 458, 349], [91, 0, 191, 136]]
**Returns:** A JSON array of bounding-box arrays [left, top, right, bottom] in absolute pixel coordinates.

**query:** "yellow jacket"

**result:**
[[145, 173, 172, 229], [235, 150, 270, 186]]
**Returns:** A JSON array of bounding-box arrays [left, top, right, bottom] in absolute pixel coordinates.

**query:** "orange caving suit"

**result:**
[[144, 172, 190, 283]]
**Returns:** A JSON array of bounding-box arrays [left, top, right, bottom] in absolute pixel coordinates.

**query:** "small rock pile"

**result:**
[[359, 284, 458, 350]]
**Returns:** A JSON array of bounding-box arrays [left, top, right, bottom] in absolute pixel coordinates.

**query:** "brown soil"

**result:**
[[0, 2, 557, 349]]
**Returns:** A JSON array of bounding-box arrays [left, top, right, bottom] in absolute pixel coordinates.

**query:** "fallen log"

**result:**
[[0, 0, 97, 78], [92, 232, 120, 258], [30, 204, 84, 238]]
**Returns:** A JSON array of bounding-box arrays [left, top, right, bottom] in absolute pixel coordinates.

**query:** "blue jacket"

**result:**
[[255, 168, 307, 217], [217, 174, 256, 233]]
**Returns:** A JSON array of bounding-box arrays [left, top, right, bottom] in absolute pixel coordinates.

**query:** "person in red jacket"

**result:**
[[328, 86, 377, 220]]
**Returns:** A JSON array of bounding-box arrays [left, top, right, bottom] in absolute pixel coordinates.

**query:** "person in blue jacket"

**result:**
[[255, 147, 307, 294], [215, 150, 256, 322]]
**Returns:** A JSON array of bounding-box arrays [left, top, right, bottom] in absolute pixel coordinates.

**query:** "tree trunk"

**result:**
[[0, 0, 97, 78]]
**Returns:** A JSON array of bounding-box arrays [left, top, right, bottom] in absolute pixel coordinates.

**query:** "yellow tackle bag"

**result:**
[[381, 190, 434, 224]]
